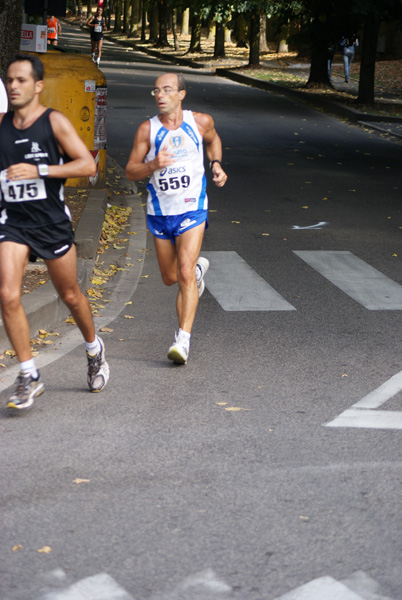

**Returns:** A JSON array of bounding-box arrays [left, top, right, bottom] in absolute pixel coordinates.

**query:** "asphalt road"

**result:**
[[1, 23, 402, 600]]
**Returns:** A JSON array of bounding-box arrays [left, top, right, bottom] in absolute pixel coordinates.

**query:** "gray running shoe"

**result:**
[[167, 332, 190, 365], [7, 371, 44, 410], [87, 336, 109, 392], [196, 257, 209, 298]]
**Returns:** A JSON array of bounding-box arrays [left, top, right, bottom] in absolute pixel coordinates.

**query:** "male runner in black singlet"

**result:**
[[0, 54, 110, 409]]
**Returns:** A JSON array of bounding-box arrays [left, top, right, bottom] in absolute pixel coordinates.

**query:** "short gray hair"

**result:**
[[177, 73, 186, 91]]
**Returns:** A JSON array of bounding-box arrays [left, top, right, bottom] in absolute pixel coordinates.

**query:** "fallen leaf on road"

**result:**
[[124, 301, 132, 306], [224, 407, 253, 412], [100, 326, 113, 333], [37, 546, 52, 554], [73, 478, 90, 484], [124, 315, 135, 319], [12, 545, 23, 551]]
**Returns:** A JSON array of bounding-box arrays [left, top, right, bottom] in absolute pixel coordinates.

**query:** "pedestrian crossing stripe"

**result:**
[[202, 250, 402, 311], [202, 250, 296, 311], [293, 250, 402, 310]]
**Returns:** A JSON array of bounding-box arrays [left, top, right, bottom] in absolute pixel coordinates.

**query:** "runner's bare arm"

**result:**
[[194, 112, 228, 188], [125, 121, 175, 181]]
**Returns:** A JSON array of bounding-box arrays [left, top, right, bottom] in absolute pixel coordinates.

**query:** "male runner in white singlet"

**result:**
[[126, 72, 227, 364], [0, 54, 110, 409]]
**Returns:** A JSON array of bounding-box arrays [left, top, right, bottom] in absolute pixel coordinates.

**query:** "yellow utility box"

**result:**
[[36, 52, 107, 188]]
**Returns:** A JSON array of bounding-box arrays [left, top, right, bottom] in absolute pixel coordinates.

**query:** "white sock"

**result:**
[[178, 329, 191, 344], [86, 336, 101, 356], [20, 359, 39, 379]]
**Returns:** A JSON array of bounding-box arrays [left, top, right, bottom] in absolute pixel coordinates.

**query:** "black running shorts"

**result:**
[[0, 221, 75, 262]]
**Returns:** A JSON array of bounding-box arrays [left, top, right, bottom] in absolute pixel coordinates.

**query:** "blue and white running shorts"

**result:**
[[147, 209, 208, 244]]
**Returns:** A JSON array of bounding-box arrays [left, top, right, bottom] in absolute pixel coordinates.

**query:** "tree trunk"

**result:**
[[207, 18, 215, 42], [235, 13, 248, 48], [259, 12, 268, 53], [357, 12, 381, 104], [188, 12, 202, 53], [305, 16, 332, 89], [129, 0, 140, 37], [123, 0, 130, 34], [248, 12, 260, 66], [141, 6, 147, 42], [156, 0, 169, 47], [306, 45, 332, 88], [214, 20, 225, 58], [0, 0, 23, 79], [148, 3, 158, 43], [181, 8, 189, 36], [172, 8, 178, 50], [105, 0, 112, 29], [114, 0, 123, 32], [87, 0, 92, 19]]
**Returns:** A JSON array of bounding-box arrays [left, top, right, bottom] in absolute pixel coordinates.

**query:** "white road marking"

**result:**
[[292, 221, 328, 229], [326, 370, 402, 430], [202, 251, 296, 311], [170, 569, 231, 594], [293, 250, 402, 309], [272, 576, 365, 600], [38, 573, 135, 600]]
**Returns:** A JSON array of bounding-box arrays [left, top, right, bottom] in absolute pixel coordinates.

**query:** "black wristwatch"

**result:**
[[37, 164, 49, 178], [209, 159, 221, 169]]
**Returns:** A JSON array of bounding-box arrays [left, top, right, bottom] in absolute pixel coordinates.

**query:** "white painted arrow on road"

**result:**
[[292, 221, 328, 230], [326, 370, 402, 430]]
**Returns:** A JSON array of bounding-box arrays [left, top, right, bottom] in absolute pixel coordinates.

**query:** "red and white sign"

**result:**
[[20, 25, 47, 53]]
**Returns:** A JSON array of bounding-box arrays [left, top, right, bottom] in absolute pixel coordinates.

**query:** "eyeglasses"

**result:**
[[151, 87, 179, 96]]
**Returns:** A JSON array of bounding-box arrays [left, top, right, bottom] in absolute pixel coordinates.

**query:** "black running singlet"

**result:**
[[0, 109, 71, 228]]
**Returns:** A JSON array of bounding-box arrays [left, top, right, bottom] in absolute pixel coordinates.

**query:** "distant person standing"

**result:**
[[339, 34, 359, 83], [87, 6, 107, 66], [47, 15, 62, 46]]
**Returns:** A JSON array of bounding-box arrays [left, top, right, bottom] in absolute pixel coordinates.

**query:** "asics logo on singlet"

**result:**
[[179, 218, 196, 231], [160, 166, 186, 176]]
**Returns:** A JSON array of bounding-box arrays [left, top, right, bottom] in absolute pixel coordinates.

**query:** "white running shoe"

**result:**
[[167, 331, 190, 365], [7, 371, 44, 410], [196, 257, 209, 298], [87, 336, 109, 392]]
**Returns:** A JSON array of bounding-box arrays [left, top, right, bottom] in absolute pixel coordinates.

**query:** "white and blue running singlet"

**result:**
[[145, 110, 208, 216]]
